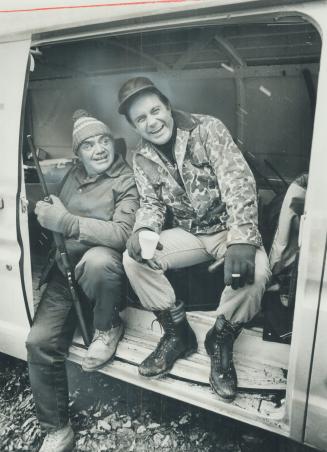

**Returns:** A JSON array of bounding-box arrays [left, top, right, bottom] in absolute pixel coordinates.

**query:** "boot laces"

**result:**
[[153, 333, 175, 359], [94, 330, 108, 344], [211, 339, 234, 378], [150, 314, 174, 335], [212, 343, 223, 373], [150, 312, 179, 360], [151, 318, 162, 334], [93, 328, 118, 345]]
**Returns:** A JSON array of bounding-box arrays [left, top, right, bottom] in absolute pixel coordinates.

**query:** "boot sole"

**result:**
[[209, 376, 235, 404], [138, 346, 198, 379], [82, 326, 125, 373]]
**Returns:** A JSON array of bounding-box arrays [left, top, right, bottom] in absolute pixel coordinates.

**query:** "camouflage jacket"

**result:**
[[133, 110, 262, 247]]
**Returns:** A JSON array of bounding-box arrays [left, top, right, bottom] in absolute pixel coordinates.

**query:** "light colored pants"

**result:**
[[123, 228, 271, 324]]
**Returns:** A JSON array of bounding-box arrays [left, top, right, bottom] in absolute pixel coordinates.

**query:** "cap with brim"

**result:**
[[118, 77, 156, 114]]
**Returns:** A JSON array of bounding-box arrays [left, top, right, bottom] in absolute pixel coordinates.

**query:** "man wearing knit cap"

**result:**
[[118, 77, 271, 403], [26, 110, 139, 452]]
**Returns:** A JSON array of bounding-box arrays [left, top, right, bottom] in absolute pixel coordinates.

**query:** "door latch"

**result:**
[[298, 213, 306, 247], [20, 196, 29, 213], [0, 197, 4, 209]]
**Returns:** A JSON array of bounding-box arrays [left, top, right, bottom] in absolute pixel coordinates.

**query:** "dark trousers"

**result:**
[[26, 246, 124, 432]]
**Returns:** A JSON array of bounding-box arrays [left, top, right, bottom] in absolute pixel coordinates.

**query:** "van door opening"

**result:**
[[22, 14, 321, 434]]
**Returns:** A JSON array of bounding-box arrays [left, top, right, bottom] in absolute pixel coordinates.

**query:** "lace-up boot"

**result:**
[[39, 423, 74, 452], [139, 301, 198, 378], [82, 321, 124, 372], [204, 315, 242, 402]]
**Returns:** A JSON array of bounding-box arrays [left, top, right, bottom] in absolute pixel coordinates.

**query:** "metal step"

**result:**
[[72, 307, 289, 391]]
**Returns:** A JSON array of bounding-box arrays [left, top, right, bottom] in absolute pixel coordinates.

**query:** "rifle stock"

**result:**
[[27, 134, 91, 347]]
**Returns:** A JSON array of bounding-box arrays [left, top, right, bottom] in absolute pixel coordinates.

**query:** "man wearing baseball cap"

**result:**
[[26, 110, 139, 451], [119, 77, 271, 402]]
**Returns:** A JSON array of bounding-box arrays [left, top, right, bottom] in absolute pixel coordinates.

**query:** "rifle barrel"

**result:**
[[27, 134, 91, 347], [27, 135, 51, 200]]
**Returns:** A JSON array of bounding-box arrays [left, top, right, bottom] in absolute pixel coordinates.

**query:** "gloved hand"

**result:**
[[224, 244, 256, 290], [126, 228, 163, 263], [35, 195, 78, 237]]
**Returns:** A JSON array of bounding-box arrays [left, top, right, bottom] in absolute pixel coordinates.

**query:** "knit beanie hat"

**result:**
[[72, 109, 113, 154]]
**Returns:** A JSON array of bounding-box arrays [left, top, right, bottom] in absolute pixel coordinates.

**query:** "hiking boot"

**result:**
[[39, 423, 74, 452], [204, 315, 242, 402], [139, 301, 197, 378], [82, 322, 124, 372]]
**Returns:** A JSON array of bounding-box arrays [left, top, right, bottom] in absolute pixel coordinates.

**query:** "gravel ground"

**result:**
[[0, 353, 315, 452]]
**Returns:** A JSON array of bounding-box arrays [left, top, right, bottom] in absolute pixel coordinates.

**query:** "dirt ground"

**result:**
[[0, 353, 316, 452]]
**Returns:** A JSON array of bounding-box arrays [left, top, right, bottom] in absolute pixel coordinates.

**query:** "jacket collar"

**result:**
[[172, 109, 199, 131]]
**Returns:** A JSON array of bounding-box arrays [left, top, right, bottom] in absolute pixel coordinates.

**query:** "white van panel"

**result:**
[[0, 39, 32, 359], [304, 252, 327, 450], [284, 5, 327, 446], [301, 8, 327, 446], [0, 1, 308, 41]]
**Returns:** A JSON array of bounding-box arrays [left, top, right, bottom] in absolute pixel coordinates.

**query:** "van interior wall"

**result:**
[[28, 65, 316, 180]]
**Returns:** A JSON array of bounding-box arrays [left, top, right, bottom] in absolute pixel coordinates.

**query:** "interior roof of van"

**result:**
[[30, 21, 321, 82]]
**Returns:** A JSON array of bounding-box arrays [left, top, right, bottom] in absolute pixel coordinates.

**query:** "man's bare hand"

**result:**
[[224, 244, 256, 290]]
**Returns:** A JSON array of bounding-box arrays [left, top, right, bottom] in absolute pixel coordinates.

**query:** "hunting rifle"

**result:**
[[27, 134, 91, 347]]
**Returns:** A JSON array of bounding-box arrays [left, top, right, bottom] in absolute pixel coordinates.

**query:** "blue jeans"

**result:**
[[26, 246, 124, 432]]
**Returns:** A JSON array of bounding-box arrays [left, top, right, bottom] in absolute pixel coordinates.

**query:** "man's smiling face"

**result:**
[[77, 134, 115, 177], [128, 92, 174, 146]]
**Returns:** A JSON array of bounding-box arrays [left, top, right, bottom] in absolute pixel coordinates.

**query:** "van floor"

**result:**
[[31, 258, 290, 436]]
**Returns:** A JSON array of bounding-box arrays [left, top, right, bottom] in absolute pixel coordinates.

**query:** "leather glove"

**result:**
[[35, 195, 78, 237], [224, 244, 256, 290], [126, 228, 163, 263]]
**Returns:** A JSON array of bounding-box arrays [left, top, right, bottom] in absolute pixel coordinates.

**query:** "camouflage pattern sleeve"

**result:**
[[205, 117, 262, 247], [133, 156, 167, 234]]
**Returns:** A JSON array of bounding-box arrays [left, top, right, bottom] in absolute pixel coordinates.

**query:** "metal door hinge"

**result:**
[[0, 197, 4, 209]]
